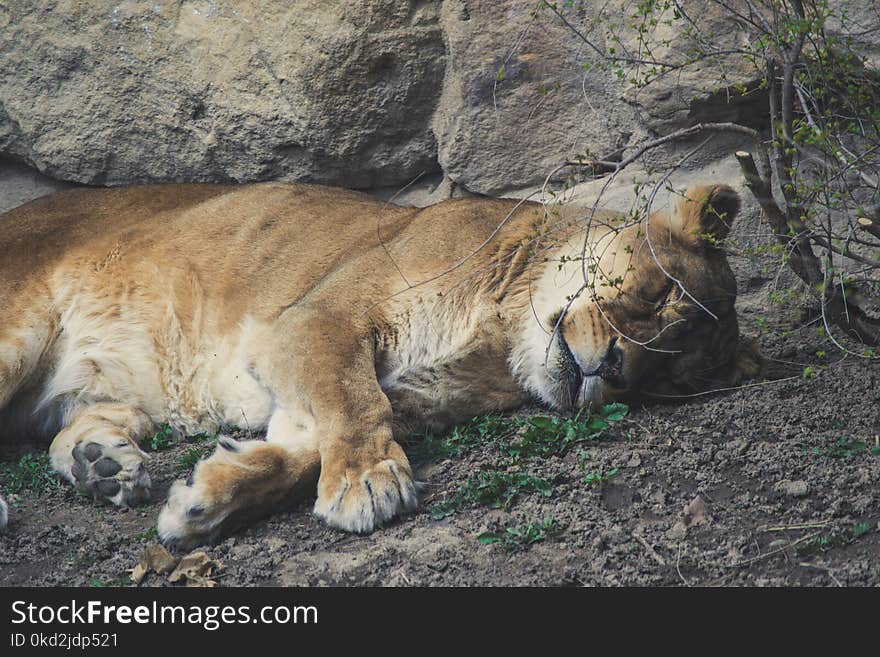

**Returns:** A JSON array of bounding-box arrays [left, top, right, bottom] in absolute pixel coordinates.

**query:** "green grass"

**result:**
[[145, 424, 177, 452], [506, 403, 628, 459], [583, 467, 620, 486], [145, 423, 215, 453], [132, 527, 159, 542], [431, 471, 556, 519], [406, 414, 517, 464], [408, 403, 629, 465], [0, 453, 61, 497], [796, 522, 876, 556], [477, 518, 563, 550], [422, 404, 630, 542], [811, 438, 877, 458], [175, 446, 211, 475]]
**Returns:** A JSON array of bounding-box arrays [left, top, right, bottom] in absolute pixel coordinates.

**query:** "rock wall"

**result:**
[[1, 0, 877, 202], [0, 0, 444, 188]]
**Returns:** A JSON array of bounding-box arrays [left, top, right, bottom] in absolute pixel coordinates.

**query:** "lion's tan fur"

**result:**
[[0, 182, 760, 542]]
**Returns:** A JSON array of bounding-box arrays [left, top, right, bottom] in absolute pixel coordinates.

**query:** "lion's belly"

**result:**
[[37, 289, 274, 437]]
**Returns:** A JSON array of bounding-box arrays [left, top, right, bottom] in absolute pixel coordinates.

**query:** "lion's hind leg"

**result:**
[[1, 285, 60, 530], [158, 409, 321, 549], [48, 403, 153, 506]]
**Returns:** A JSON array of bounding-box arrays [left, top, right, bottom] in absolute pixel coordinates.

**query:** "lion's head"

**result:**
[[515, 183, 763, 411]]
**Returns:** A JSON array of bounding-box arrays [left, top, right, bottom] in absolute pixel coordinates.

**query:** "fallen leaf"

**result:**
[[130, 543, 178, 585], [667, 495, 711, 540], [167, 550, 223, 587], [131, 563, 147, 585], [682, 495, 711, 528]]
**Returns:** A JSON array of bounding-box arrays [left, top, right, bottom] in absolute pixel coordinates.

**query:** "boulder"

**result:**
[[0, 0, 876, 198], [0, 0, 444, 187], [433, 0, 641, 195]]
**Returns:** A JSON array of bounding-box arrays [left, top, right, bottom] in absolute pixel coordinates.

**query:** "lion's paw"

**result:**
[[53, 437, 151, 506], [157, 476, 225, 550], [314, 458, 418, 533], [157, 437, 245, 549]]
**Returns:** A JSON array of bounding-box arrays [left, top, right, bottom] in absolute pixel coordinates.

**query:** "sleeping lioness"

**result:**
[[0, 182, 760, 545]]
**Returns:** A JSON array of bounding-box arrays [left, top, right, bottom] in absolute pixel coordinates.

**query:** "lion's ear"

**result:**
[[672, 184, 741, 246]]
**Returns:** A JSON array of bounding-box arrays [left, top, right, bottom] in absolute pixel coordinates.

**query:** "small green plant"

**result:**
[[409, 403, 629, 464], [812, 438, 869, 458], [406, 414, 519, 464], [447, 415, 517, 453], [146, 424, 215, 460], [583, 467, 619, 486], [132, 527, 159, 542], [505, 403, 628, 459], [797, 522, 876, 556], [431, 471, 556, 519], [0, 453, 60, 497], [852, 522, 873, 539], [146, 424, 176, 452], [187, 432, 215, 444], [175, 446, 209, 475], [420, 405, 628, 521], [477, 518, 563, 550]]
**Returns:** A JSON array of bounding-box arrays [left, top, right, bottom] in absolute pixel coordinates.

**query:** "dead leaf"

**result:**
[[667, 495, 711, 540], [167, 550, 223, 587], [185, 575, 218, 588], [130, 543, 178, 585], [682, 495, 711, 528]]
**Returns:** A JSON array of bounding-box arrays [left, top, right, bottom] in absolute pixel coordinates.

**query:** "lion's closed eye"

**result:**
[[653, 282, 686, 314]]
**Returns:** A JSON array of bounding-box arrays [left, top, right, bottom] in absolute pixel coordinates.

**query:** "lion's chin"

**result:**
[[579, 376, 608, 407], [547, 374, 610, 413]]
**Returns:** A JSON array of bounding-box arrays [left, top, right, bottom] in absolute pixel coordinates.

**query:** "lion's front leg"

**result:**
[[158, 433, 320, 549], [313, 418, 418, 533], [158, 307, 419, 545], [258, 308, 418, 533]]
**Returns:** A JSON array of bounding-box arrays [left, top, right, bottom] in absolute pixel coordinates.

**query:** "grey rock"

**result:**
[[0, 1, 445, 188], [0, 0, 876, 210], [433, 0, 639, 195], [774, 480, 810, 498]]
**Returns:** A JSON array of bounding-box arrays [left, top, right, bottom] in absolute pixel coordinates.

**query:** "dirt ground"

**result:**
[[0, 315, 878, 587]]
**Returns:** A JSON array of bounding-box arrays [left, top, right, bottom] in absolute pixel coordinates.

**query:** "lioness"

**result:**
[[0, 182, 760, 546]]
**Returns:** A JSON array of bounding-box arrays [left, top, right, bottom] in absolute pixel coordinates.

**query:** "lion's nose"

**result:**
[[594, 337, 625, 386]]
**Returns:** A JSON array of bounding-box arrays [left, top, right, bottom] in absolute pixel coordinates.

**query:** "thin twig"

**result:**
[[757, 520, 831, 533], [643, 374, 801, 399], [633, 532, 667, 566], [727, 532, 821, 568], [675, 543, 691, 587]]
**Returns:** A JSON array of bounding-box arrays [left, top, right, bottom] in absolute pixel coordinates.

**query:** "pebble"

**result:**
[[774, 479, 810, 497], [626, 452, 642, 468], [726, 438, 750, 455]]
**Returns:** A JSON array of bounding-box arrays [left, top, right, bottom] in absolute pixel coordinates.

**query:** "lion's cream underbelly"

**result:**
[[36, 288, 274, 438]]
